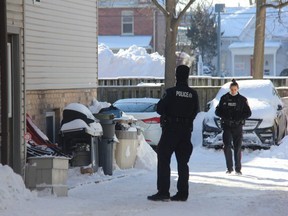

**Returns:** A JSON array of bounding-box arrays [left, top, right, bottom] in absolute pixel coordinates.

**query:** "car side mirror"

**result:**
[[277, 104, 283, 111]]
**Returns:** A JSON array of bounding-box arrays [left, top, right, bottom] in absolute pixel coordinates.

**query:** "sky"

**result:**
[[1, 112, 288, 216]]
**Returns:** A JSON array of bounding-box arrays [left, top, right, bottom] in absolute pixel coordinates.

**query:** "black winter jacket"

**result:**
[[156, 81, 199, 129], [215, 92, 252, 125]]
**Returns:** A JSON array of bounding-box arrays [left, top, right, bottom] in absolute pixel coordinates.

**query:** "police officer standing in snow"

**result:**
[[148, 65, 199, 202], [215, 79, 251, 175]]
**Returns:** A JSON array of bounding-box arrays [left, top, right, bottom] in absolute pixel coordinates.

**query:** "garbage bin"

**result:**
[[59, 103, 103, 172], [94, 113, 115, 139], [98, 138, 114, 175], [94, 113, 115, 175], [115, 129, 138, 169], [59, 125, 101, 172]]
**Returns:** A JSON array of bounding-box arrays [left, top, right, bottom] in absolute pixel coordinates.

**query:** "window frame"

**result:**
[[121, 11, 134, 35]]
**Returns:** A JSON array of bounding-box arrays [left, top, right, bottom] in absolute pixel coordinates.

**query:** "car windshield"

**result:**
[[114, 102, 157, 113]]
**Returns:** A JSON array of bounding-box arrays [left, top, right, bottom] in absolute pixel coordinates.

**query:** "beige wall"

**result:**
[[26, 88, 97, 142]]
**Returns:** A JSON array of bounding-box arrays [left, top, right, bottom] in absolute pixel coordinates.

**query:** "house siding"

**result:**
[[6, 0, 26, 175], [24, 0, 98, 144], [24, 0, 98, 90]]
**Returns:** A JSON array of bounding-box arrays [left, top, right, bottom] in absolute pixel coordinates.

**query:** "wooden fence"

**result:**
[[99, 76, 288, 87], [97, 85, 288, 112]]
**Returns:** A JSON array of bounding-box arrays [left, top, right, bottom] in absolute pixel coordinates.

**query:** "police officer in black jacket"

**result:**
[[147, 65, 199, 202], [215, 79, 251, 175]]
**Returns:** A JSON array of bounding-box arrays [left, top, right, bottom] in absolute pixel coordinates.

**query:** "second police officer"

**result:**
[[215, 79, 251, 175]]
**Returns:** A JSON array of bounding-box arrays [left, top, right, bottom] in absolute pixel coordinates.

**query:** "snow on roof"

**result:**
[[98, 36, 152, 50], [98, 44, 165, 79], [221, 7, 255, 37], [221, 6, 288, 38]]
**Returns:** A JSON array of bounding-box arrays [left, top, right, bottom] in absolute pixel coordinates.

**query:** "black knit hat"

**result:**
[[176, 65, 190, 81]]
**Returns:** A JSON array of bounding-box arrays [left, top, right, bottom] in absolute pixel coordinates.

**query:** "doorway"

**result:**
[[7, 31, 22, 174]]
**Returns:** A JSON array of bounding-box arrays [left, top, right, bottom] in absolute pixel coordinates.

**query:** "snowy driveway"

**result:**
[[1, 113, 288, 216]]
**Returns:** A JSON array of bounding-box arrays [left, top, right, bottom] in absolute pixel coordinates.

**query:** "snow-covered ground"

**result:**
[[1, 112, 288, 216]]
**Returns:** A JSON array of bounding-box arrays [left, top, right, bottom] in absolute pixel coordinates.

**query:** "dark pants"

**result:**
[[222, 125, 243, 172], [156, 127, 193, 197]]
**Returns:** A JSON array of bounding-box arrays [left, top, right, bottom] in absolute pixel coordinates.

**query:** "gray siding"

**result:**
[[24, 0, 98, 90]]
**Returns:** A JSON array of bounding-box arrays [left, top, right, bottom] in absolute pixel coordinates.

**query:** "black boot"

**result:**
[[170, 192, 188, 201], [147, 192, 170, 201]]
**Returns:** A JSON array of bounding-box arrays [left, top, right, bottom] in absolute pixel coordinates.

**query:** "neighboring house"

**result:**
[[98, 0, 165, 54], [0, 0, 25, 175], [218, 6, 288, 76], [24, 0, 98, 143]]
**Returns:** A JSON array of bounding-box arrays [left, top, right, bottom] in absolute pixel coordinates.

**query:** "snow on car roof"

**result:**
[[207, 79, 281, 126], [114, 98, 160, 104], [216, 79, 276, 101]]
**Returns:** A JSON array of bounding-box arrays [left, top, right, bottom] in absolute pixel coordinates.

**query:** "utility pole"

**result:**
[[0, 0, 9, 165], [215, 4, 225, 76]]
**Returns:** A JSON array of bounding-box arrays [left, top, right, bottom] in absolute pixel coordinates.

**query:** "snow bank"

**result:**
[[134, 134, 157, 170], [258, 136, 288, 159], [98, 44, 165, 79], [0, 165, 34, 210]]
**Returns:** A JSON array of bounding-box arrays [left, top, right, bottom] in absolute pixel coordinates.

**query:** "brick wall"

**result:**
[[26, 88, 97, 142], [99, 9, 122, 35], [99, 8, 154, 35]]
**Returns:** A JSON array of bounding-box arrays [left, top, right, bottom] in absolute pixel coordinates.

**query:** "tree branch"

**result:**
[[151, 0, 169, 17], [177, 0, 196, 23], [262, 2, 288, 9]]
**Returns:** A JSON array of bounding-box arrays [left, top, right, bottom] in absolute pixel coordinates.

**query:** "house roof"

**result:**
[[221, 7, 255, 38], [221, 6, 288, 38], [98, 35, 152, 50]]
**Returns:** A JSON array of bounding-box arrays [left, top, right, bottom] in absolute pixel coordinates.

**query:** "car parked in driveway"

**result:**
[[202, 80, 287, 149], [113, 98, 161, 147]]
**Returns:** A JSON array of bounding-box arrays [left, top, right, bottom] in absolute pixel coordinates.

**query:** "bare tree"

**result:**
[[252, 0, 266, 79], [253, 0, 288, 79], [151, 0, 196, 88]]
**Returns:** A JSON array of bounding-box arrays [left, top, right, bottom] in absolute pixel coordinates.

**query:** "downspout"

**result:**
[[153, 10, 156, 53], [0, 0, 10, 165]]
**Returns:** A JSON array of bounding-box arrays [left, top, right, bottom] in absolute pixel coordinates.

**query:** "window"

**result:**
[[122, 11, 134, 35]]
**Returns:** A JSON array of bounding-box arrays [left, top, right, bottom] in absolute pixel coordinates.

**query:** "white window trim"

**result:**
[[121, 11, 134, 35]]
